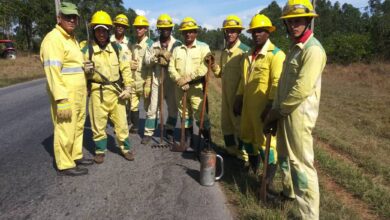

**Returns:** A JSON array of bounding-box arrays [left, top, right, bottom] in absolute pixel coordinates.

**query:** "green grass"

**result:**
[[208, 75, 360, 220]]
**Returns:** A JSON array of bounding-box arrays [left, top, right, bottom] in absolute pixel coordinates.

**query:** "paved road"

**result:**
[[0, 79, 232, 220]]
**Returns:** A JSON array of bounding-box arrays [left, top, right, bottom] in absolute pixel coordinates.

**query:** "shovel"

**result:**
[[259, 132, 272, 202], [152, 66, 171, 148], [171, 90, 187, 152]]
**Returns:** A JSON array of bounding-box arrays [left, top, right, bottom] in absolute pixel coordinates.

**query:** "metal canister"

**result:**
[[200, 150, 224, 186]]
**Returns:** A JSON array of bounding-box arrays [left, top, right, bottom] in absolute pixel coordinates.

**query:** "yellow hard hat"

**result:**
[[90, 10, 113, 26], [281, 0, 318, 19], [222, 15, 244, 30], [133, 15, 149, 27], [247, 14, 276, 33], [114, 14, 129, 27], [179, 17, 199, 31], [157, 14, 174, 28]]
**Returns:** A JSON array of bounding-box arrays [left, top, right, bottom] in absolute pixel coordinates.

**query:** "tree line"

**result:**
[[0, 0, 389, 64]]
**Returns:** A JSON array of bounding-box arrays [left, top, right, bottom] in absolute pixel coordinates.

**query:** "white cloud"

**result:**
[[134, 9, 148, 16]]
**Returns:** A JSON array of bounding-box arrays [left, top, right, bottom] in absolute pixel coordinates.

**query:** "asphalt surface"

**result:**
[[0, 79, 232, 220]]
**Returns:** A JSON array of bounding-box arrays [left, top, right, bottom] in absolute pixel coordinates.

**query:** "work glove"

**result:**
[[263, 108, 283, 126], [83, 61, 94, 77], [119, 86, 132, 100], [263, 120, 277, 136], [233, 95, 243, 117], [261, 101, 273, 122], [158, 50, 171, 66], [143, 77, 152, 99], [56, 100, 72, 120], [204, 52, 215, 65], [177, 75, 192, 87], [181, 84, 190, 91], [130, 59, 139, 71]]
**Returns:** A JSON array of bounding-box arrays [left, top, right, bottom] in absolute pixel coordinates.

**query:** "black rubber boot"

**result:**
[[129, 111, 139, 134], [166, 129, 174, 143], [248, 155, 260, 174]]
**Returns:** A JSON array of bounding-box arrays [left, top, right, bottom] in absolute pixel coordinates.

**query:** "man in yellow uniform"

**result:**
[[210, 15, 250, 161], [264, 0, 327, 219], [82, 11, 134, 164], [40, 2, 93, 176], [129, 15, 153, 135], [142, 14, 182, 144], [168, 17, 211, 151], [234, 14, 285, 183]]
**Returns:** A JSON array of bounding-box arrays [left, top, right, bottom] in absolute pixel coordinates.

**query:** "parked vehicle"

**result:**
[[0, 40, 16, 59]]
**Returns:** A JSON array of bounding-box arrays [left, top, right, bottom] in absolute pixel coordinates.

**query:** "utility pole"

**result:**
[[311, 0, 316, 31]]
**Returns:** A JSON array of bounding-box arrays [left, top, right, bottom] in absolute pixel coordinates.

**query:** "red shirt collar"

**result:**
[[295, 30, 312, 44]]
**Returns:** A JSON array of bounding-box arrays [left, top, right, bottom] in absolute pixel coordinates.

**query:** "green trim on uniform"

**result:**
[[259, 148, 276, 164], [184, 118, 193, 128], [272, 47, 281, 55], [95, 138, 107, 152], [123, 138, 132, 150], [172, 40, 182, 49], [292, 169, 309, 190], [242, 141, 254, 154], [146, 38, 154, 47], [196, 40, 208, 46], [166, 116, 177, 127], [238, 42, 250, 52], [279, 157, 289, 171], [145, 118, 156, 129], [81, 45, 88, 54], [224, 134, 236, 147], [195, 119, 210, 129]]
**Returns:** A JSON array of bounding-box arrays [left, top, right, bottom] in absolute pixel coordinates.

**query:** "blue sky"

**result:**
[[123, 0, 368, 31]]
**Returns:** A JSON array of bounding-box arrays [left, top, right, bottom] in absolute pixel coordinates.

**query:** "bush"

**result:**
[[324, 33, 371, 64]]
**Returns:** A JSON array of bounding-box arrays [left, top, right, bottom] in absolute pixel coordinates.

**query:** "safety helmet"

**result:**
[[113, 14, 129, 27], [222, 15, 244, 30], [281, 0, 318, 19], [247, 14, 276, 33], [179, 17, 199, 31], [90, 10, 113, 26], [133, 15, 149, 27], [156, 14, 174, 28]]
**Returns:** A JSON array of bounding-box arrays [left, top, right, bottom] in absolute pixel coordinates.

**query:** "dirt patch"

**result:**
[[317, 167, 381, 220]]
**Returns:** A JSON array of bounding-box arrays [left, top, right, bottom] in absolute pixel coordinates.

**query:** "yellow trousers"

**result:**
[[49, 75, 86, 170], [89, 85, 131, 154]]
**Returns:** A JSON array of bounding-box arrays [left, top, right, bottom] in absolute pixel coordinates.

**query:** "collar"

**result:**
[[156, 35, 175, 49], [56, 24, 72, 39], [110, 34, 129, 44], [295, 30, 312, 44], [92, 41, 113, 53], [181, 39, 198, 49], [225, 39, 241, 53], [251, 39, 270, 57], [295, 32, 314, 49], [136, 36, 148, 46]]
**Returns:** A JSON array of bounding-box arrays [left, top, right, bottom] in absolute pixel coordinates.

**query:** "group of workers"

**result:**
[[40, 0, 326, 219]]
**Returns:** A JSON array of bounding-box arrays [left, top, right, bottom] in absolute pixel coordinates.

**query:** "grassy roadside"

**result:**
[[208, 75, 359, 219], [0, 55, 44, 87]]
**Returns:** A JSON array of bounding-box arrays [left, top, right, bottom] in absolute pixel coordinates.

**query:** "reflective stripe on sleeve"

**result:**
[[61, 67, 84, 74], [43, 60, 62, 67]]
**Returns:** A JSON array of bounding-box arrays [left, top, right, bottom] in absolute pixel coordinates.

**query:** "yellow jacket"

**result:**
[[110, 34, 132, 62], [168, 39, 210, 88], [82, 42, 132, 91], [40, 24, 85, 101], [145, 36, 182, 76], [130, 36, 153, 91], [273, 34, 327, 116], [238, 39, 285, 156], [237, 39, 285, 100]]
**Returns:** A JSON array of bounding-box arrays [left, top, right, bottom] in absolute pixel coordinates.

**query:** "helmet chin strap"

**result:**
[[283, 18, 312, 40]]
